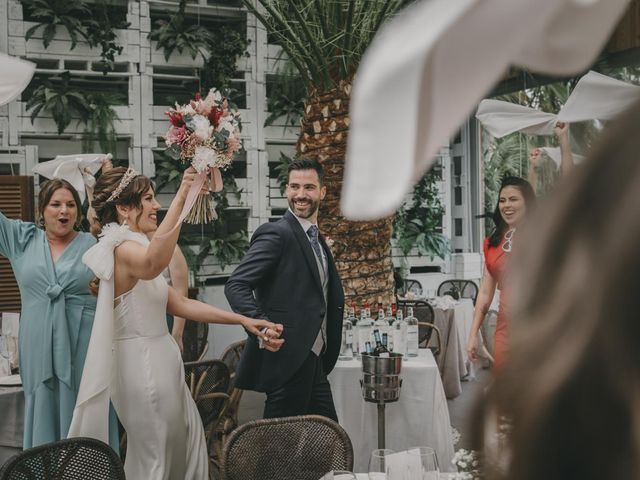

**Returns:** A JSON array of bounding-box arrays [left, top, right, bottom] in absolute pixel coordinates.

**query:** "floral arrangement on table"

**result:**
[[163, 88, 242, 223], [450, 426, 482, 480]]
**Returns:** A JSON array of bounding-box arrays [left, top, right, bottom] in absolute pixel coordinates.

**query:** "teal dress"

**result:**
[[0, 212, 119, 450]]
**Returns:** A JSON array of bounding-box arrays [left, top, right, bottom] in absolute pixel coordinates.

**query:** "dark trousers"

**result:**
[[263, 351, 338, 422]]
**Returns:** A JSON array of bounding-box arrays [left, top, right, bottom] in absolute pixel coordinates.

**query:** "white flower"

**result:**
[[191, 115, 213, 141], [192, 146, 218, 173], [177, 103, 196, 116], [206, 88, 222, 103]]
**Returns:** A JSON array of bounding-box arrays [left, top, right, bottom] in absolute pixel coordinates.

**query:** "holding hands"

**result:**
[[241, 319, 285, 352]]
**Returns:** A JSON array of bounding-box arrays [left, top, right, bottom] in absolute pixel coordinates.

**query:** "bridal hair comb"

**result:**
[[106, 167, 139, 203]]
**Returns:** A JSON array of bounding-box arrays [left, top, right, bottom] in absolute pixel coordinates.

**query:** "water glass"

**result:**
[[407, 447, 439, 480], [369, 448, 394, 479], [321, 471, 357, 480]]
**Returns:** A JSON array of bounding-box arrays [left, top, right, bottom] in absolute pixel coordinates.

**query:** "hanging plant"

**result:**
[[26, 72, 90, 134], [393, 169, 450, 261], [200, 24, 249, 92], [274, 151, 293, 194], [84, 0, 130, 74], [148, 0, 214, 61], [265, 60, 305, 127], [22, 0, 89, 49], [82, 92, 123, 154]]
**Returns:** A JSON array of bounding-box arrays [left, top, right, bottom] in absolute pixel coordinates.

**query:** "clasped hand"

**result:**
[[242, 319, 285, 352]]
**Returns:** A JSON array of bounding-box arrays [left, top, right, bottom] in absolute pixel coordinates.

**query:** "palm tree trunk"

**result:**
[[297, 79, 396, 308]]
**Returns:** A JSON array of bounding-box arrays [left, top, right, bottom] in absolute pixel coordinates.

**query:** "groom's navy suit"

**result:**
[[225, 210, 344, 420]]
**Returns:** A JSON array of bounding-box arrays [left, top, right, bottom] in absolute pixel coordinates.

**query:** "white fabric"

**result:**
[[476, 71, 640, 138], [539, 147, 586, 169], [0, 53, 35, 107], [68, 224, 208, 479], [32, 154, 111, 203], [329, 350, 455, 472], [342, 0, 631, 220]]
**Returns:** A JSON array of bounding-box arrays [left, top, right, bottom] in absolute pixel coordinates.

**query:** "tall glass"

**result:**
[[368, 448, 394, 479], [407, 447, 439, 480]]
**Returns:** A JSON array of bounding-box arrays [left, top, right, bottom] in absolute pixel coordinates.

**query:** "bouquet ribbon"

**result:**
[[156, 167, 223, 239]]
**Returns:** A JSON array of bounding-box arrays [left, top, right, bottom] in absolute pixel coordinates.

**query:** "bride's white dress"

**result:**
[[67, 224, 208, 479]]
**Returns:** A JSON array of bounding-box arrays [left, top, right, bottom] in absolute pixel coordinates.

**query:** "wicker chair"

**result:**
[[182, 320, 209, 362], [417, 322, 442, 356], [221, 415, 353, 480], [220, 340, 246, 430], [437, 279, 479, 304], [184, 359, 231, 476], [0, 437, 125, 480]]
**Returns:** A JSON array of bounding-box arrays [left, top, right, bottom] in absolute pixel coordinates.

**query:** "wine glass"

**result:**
[[407, 446, 439, 479], [369, 448, 394, 479], [321, 471, 357, 480]]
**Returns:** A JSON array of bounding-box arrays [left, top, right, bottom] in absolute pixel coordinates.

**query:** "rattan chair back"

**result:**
[[437, 279, 479, 304], [0, 437, 125, 480], [184, 359, 231, 428], [221, 415, 353, 480], [182, 320, 209, 362]]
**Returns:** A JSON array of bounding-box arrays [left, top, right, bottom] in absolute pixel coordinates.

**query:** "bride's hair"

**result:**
[[88, 167, 152, 296], [90, 167, 153, 236]]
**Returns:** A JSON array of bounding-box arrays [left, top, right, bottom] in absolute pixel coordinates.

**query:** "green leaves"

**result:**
[[84, 0, 130, 74], [82, 92, 124, 154], [26, 72, 90, 134], [241, 0, 414, 92], [23, 0, 90, 49], [394, 169, 450, 261], [148, 0, 214, 62]]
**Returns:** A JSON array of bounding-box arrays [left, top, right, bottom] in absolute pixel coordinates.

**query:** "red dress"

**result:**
[[483, 237, 510, 369]]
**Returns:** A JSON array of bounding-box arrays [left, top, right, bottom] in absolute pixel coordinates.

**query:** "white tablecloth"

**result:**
[[0, 385, 23, 464], [329, 350, 455, 473], [430, 298, 476, 398]]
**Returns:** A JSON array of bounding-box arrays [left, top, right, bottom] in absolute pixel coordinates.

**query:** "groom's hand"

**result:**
[[259, 325, 285, 353]]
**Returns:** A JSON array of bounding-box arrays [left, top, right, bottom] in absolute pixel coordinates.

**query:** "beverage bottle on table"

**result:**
[[339, 310, 354, 360], [365, 341, 373, 355], [357, 302, 373, 355], [374, 307, 390, 346], [406, 306, 419, 357], [384, 306, 396, 351], [372, 329, 390, 357], [393, 309, 407, 356], [380, 333, 391, 358]]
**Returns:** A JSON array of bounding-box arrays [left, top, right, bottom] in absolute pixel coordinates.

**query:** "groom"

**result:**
[[225, 157, 344, 421]]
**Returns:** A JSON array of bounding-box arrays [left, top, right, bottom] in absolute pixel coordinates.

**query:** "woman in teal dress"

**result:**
[[0, 178, 118, 449]]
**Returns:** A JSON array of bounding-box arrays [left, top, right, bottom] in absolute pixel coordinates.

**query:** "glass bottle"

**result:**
[[339, 310, 354, 360], [357, 303, 374, 356], [372, 329, 390, 357], [393, 309, 408, 356], [406, 306, 419, 357], [373, 307, 390, 347], [380, 333, 391, 358], [384, 306, 396, 351]]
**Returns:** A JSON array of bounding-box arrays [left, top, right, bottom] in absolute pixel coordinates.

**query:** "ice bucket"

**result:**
[[360, 353, 403, 403]]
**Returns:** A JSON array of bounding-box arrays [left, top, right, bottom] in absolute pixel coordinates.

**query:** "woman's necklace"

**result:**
[[502, 228, 516, 253]]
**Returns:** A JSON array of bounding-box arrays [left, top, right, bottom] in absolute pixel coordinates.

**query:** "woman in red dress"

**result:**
[[467, 176, 536, 369]]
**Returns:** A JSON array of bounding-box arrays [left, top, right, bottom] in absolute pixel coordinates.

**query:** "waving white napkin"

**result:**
[[67, 223, 139, 444], [0, 53, 35, 107], [476, 71, 640, 138], [342, 0, 631, 220], [32, 153, 111, 203]]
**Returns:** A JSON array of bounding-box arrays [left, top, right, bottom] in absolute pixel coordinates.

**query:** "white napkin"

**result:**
[[1, 313, 19, 370], [0, 53, 35, 106], [0, 374, 21, 386], [32, 153, 111, 203], [475, 71, 640, 139], [342, 0, 631, 220]]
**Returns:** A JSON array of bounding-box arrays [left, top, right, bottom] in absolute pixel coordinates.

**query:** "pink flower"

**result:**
[[226, 132, 242, 155], [165, 125, 188, 146]]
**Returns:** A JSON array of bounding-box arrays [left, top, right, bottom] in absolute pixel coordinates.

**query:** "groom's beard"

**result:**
[[288, 198, 319, 220]]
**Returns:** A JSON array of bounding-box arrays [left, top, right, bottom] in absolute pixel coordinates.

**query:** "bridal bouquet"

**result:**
[[163, 88, 242, 223]]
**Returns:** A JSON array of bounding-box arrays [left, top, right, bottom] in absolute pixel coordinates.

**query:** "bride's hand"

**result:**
[[242, 318, 285, 352], [177, 167, 198, 201]]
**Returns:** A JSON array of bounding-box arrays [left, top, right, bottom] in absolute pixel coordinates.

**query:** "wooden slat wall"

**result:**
[[0, 176, 35, 313]]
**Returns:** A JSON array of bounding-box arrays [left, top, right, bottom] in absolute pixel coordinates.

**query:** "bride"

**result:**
[[68, 166, 283, 479]]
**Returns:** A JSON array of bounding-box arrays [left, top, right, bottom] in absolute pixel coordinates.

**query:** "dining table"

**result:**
[[328, 350, 456, 473], [0, 383, 24, 465]]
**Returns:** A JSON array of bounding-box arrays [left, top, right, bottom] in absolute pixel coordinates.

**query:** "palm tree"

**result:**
[[242, 0, 412, 307]]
